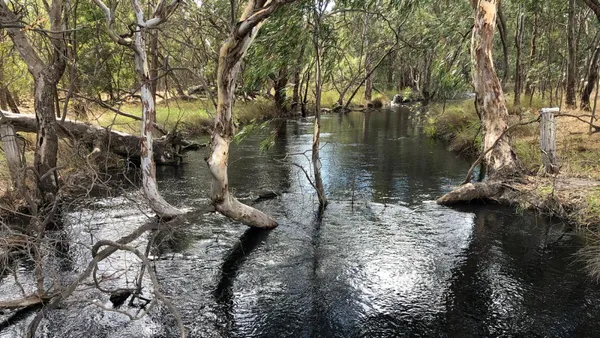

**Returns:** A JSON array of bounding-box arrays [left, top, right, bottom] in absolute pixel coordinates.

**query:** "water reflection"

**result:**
[[4, 107, 600, 338]]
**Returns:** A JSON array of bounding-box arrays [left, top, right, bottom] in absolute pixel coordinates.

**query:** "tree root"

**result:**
[[437, 181, 504, 205]]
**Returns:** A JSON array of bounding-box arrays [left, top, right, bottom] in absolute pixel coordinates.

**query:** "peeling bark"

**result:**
[[206, 0, 293, 229], [132, 10, 182, 219], [471, 0, 521, 178], [439, 0, 522, 206], [92, 0, 184, 218]]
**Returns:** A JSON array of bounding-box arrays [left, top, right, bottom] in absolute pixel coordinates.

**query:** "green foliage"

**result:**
[[233, 118, 276, 153], [514, 139, 542, 172], [426, 101, 481, 156]]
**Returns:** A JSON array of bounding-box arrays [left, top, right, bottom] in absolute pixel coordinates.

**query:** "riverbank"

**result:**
[[425, 97, 600, 228]]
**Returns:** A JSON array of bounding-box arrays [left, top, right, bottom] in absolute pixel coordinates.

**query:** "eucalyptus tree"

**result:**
[[0, 0, 67, 204], [206, 0, 295, 229], [471, 0, 521, 177], [244, 3, 310, 113], [311, 0, 328, 208], [92, 0, 183, 219]]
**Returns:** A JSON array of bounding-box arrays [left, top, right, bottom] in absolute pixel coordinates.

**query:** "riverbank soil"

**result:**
[[429, 96, 600, 227]]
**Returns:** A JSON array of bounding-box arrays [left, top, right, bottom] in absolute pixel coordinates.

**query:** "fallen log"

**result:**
[[437, 181, 504, 205], [0, 295, 51, 310], [0, 111, 200, 165]]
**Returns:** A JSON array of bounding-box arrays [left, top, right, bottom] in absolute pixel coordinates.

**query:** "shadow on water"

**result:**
[[6, 107, 600, 338], [214, 228, 272, 330]]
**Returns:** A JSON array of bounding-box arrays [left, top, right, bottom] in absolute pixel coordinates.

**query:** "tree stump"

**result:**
[[540, 108, 559, 174]]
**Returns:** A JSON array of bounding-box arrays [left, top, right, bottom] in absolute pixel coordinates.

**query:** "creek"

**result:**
[[1, 107, 599, 337]]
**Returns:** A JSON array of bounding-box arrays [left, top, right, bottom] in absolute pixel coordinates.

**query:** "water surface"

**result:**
[[1, 107, 599, 338]]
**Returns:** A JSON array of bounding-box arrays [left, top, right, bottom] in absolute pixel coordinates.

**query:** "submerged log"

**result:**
[[1, 111, 195, 165]]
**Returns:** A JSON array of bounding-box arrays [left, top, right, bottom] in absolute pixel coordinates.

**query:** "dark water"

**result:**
[[2, 107, 600, 337]]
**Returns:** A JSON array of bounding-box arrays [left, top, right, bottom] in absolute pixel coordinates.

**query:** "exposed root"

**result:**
[[438, 175, 600, 227], [437, 181, 503, 205]]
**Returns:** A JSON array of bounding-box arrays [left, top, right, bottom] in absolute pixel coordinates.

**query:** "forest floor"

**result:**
[[426, 93, 600, 229]]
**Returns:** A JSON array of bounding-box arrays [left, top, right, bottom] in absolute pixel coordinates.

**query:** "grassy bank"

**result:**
[[91, 96, 285, 137], [425, 94, 600, 227], [0, 94, 305, 199]]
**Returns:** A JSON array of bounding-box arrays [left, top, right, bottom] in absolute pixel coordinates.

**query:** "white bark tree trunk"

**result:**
[[0, 1, 67, 203], [0, 114, 23, 191], [206, 0, 292, 229], [132, 1, 182, 219], [92, 0, 184, 218], [471, 0, 521, 178]]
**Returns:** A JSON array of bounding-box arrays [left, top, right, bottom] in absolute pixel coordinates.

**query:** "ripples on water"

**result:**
[[2, 107, 600, 337]]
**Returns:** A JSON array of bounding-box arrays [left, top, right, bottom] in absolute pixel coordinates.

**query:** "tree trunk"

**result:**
[[206, 0, 287, 229], [132, 9, 182, 219], [0, 0, 67, 203], [581, 46, 600, 111], [273, 66, 288, 114], [513, 12, 524, 107], [292, 44, 305, 112], [471, 0, 521, 178], [149, 28, 159, 102], [364, 64, 373, 102], [0, 89, 7, 110], [0, 56, 7, 110], [0, 113, 24, 192], [301, 68, 310, 118], [566, 0, 577, 108], [524, 12, 539, 97], [33, 76, 61, 201], [496, 0, 510, 88], [312, 4, 328, 209]]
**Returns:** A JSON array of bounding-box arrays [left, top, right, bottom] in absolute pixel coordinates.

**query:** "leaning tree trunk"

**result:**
[[206, 0, 290, 229], [566, 0, 577, 108], [581, 46, 600, 111], [132, 11, 182, 219], [471, 0, 521, 178]]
